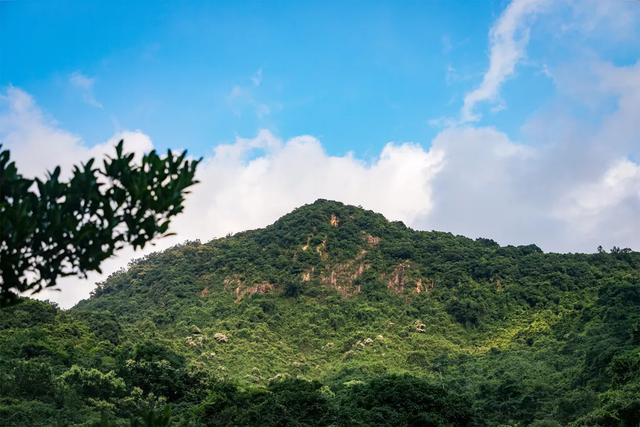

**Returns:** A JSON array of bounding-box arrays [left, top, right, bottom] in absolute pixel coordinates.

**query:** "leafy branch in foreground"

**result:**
[[0, 141, 200, 305]]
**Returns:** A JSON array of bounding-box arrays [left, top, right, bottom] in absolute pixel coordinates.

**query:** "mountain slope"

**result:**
[[2, 200, 639, 426]]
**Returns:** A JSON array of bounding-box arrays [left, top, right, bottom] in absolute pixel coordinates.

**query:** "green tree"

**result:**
[[59, 365, 127, 400], [0, 141, 200, 305]]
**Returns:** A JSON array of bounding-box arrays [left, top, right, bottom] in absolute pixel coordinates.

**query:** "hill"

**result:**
[[1, 200, 639, 426]]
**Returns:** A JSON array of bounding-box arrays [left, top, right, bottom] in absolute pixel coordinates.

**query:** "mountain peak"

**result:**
[[62, 199, 640, 426], [269, 199, 400, 237]]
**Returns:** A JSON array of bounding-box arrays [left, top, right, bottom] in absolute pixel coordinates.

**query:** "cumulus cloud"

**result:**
[[437, 60, 640, 253], [443, 0, 640, 252], [422, 126, 640, 253], [556, 159, 640, 234], [0, 87, 151, 178], [69, 71, 103, 108], [170, 130, 443, 243], [1, 87, 83, 176], [0, 87, 157, 307]]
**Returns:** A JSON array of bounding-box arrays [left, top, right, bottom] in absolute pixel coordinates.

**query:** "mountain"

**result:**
[[1, 200, 639, 426]]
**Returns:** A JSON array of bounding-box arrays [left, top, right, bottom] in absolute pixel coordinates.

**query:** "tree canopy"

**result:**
[[0, 141, 200, 305], [1, 200, 639, 425]]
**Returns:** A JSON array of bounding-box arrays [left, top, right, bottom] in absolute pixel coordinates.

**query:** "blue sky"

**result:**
[[2, 0, 640, 306], [4, 1, 637, 157], [2, 0, 526, 157]]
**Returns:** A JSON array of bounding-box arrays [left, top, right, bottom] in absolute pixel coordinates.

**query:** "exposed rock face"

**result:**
[[301, 267, 314, 282], [316, 239, 328, 259], [185, 335, 204, 347], [199, 287, 209, 298], [414, 321, 426, 333], [318, 246, 370, 296], [320, 259, 368, 297], [224, 275, 275, 302], [353, 338, 374, 349], [237, 282, 274, 301], [387, 262, 410, 293], [385, 262, 434, 295], [223, 275, 242, 291], [222, 248, 432, 300], [214, 333, 229, 343], [365, 234, 381, 246], [217, 206, 433, 301], [415, 279, 435, 294]]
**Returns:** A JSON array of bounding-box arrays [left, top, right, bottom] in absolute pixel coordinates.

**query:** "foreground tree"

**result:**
[[0, 141, 200, 305]]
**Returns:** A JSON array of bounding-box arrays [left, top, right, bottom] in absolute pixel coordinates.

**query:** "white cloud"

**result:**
[[437, 0, 640, 253], [0, 86, 84, 176], [458, 0, 640, 124], [69, 71, 103, 109], [0, 87, 150, 178], [171, 130, 443, 244], [562, 0, 640, 41], [556, 159, 640, 226], [0, 87, 156, 307], [461, 0, 549, 122], [422, 126, 640, 253]]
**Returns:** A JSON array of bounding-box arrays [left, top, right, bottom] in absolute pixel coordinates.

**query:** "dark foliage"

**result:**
[[0, 142, 200, 304], [1, 200, 639, 425]]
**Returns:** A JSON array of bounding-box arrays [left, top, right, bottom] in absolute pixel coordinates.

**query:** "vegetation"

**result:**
[[0, 142, 200, 305], [1, 200, 639, 425]]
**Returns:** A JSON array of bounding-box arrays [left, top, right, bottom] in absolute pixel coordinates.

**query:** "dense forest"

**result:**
[[1, 199, 639, 426]]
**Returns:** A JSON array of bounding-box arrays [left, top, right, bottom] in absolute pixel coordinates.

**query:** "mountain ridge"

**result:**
[[1, 200, 639, 425], [80, 198, 551, 313]]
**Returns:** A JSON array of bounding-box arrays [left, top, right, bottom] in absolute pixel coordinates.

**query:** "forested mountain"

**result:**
[[1, 200, 639, 426]]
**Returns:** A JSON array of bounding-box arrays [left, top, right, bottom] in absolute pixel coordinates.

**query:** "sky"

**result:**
[[1, 0, 640, 307]]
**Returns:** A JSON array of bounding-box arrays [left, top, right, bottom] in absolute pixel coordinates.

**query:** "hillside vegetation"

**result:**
[[1, 200, 639, 426]]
